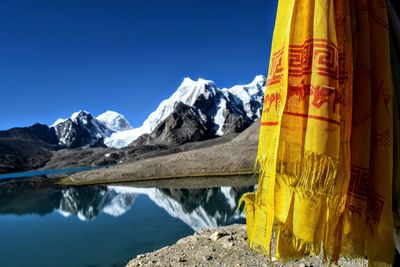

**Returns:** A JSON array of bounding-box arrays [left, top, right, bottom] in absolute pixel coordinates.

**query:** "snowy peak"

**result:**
[[47, 75, 266, 149], [104, 75, 266, 148], [227, 76, 266, 120], [180, 77, 216, 89], [228, 75, 266, 95], [70, 110, 90, 123], [51, 118, 67, 127], [52, 111, 109, 148], [176, 77, 217, 103], [96, 110, 132, 132], [51, 110, 92, 128], [141, 77, 218, 134], [249, 75, 267, 88]]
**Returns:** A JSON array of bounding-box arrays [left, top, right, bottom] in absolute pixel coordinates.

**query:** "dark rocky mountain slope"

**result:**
[[52, 111, 109, 149], [0, 124, 59, 173], [132, 103, 211, 146]]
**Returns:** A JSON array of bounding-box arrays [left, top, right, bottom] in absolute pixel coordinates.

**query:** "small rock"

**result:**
[[178, 257, 187, 263], [209, 231, 227, 241], [222, 241, 234, 248], [203, 255, 213, 261]]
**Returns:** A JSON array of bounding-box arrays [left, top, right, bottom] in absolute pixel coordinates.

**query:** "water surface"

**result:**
[[0, 166, 105, 180], [0, 180, 253, 267]]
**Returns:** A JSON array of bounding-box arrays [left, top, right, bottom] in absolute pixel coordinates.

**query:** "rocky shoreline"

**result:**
[[126, 224, 367, 267]]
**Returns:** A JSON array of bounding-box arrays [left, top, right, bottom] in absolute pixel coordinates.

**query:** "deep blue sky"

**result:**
[[0, 0, 277, 130]]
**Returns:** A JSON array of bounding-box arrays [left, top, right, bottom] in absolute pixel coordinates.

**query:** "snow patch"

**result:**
[[70, 110, 90, 123], [214, 98, 227, 136], [104, 127, 146, 148], [97, 110, 132, 132], [51, 118, 67, 127]]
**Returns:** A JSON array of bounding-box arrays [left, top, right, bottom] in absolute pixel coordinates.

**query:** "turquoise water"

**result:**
[[0, 181, 252, 267], [0, 166, 106, 179]]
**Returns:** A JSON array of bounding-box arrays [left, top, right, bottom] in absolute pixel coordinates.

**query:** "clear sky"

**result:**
[[0, 0, 278, 130]]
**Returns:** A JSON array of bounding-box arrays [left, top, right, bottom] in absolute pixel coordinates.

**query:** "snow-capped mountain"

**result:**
[[50, 110, 130, 148], [48, 75, 265, 149], [228, 74, 265, 120], [96, 110, 132, 132], [144, 75, 265, 132], [51, 110, 110, 148], [105, 75, 266, 148]]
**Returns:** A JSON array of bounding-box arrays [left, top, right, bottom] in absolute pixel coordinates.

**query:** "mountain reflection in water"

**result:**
[[0, 181, 254, 231]]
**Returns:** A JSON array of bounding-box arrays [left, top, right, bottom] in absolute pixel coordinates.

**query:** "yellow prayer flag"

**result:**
[[240, 0, 396, 265]]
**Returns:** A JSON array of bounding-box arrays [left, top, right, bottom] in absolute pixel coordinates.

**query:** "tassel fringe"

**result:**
[[240, 146, 344, 263]]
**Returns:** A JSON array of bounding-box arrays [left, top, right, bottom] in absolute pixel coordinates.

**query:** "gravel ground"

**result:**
[[126, 224, 367, 267]]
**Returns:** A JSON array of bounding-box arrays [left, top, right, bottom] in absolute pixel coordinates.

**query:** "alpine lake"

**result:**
[[0, 169, 255, 267]]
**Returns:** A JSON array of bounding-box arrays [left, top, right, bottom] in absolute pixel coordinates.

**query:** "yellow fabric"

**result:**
[[240, 0, 395, 265]]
